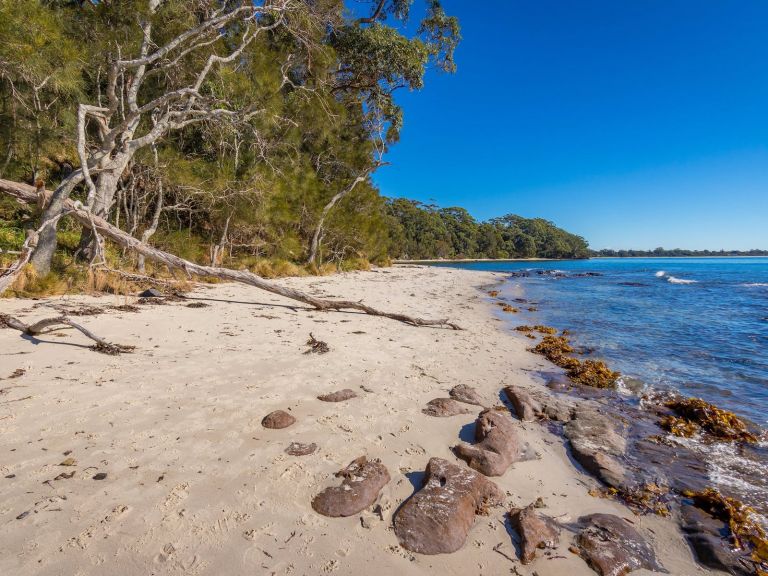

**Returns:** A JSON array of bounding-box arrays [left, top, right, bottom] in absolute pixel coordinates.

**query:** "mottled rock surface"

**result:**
[[503, 385, 540, 421], [454, 408, 522, 476], [564, 407, 627, 488], [285, 442, 317, 456], [510, 504, 560, 564], [449, 384, 485, 406], [311, 456, 390, 517], [576, 513, 664, 576], [317, 389, 357, 402], [422, 397, 473, 417], [261, 410, 296, 429], [394, 457, 503, 555]]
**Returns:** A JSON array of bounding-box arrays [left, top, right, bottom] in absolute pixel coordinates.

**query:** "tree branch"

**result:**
[[0, 178, 461, 330]]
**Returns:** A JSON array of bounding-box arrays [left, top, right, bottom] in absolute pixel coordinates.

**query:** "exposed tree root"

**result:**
[[0, 313, 134, 355], [0, 178, 461, 329]]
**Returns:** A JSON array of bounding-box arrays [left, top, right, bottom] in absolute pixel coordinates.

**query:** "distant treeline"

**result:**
[[592, 248, 768, 257], [386, 199, 590, 260]]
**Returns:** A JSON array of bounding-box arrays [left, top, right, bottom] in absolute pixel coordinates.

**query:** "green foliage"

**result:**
[[386, 199, 589, 260]]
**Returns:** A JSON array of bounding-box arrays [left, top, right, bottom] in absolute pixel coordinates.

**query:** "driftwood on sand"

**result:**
[[0, 178, 461, 330], [0, 314, 134, 355]]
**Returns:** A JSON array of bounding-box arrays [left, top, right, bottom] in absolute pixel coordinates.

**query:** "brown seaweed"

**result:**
[[684, 488, 768, 568], [529, 335, 619, 389], [661, 398, 757, 443]]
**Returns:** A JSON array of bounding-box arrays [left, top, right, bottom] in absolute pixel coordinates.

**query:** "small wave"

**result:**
[[741, 283, 768, 287], [667, 276, 698, 284], [655, 270, 666, 277]]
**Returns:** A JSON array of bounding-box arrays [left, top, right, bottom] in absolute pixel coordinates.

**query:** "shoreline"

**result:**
[[0, 267, 736, 575]]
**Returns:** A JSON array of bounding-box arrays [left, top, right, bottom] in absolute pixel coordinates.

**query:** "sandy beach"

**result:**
[[0, 266, 725, 575]]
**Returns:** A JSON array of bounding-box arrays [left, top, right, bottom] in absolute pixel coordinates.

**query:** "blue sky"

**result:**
[[371, 1, 768, 250]]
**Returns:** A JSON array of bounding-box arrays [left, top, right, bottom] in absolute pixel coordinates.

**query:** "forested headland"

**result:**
[[0, 0, 586, 298], [386, 199, 589, 260]]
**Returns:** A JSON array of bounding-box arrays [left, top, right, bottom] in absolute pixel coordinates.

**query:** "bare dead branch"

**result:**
[[0, 179, 462, 330]]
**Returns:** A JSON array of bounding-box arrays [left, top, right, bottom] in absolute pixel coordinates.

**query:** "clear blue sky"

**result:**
[[372, 1, 768, 250]]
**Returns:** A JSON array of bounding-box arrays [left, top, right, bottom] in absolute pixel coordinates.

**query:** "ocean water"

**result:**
[[435, 257, 768, 427]]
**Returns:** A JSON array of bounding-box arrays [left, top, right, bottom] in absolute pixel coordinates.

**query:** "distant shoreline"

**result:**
[[395, 255, 767, 264]]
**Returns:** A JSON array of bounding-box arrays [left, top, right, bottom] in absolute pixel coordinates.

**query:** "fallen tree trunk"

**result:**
[[0, 313, 135, 355], [0, 178, 461, 329]]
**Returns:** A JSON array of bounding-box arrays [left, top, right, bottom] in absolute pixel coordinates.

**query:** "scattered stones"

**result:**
[[564, 407, 627, 489], [421, 397, 473, 417], [93, 472, 108, 480], [509, 504, 561, 564], [285, 442, 317, 456], [59, 457, 77, 467], [186, 302, 209, 308], [318, 389, 357, 402], [449, 384, 484, 406], [311, 456, 390, 517], [261, 410, 296, 429], [503, 385, 540, 421], [54, 471, 75, 480], [453, 408, 522, 476], [394, 457, 503, 554], [575, 513, 664, 576]]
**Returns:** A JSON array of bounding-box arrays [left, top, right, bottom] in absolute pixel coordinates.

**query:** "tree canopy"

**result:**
[[386, 199, 590, 260]]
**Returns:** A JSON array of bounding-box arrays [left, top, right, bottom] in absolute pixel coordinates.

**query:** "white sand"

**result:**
[[0, 266, 723, 575]]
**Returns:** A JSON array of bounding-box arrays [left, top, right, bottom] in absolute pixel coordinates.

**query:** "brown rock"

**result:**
[[510, 504, 561, 564], [576, 513, 664, 576], [261, 410, 296, 429], [680, 504, 754, 576], [564, 407, 627, 488], [394, 457, 503, 554], [317, 389, 357, 402], [503, 385, 541, 421], [311, 456, 390, 517], [422, 397, 473, 417], [285, 442, 317, 456], [453, 408, 522, 476], [449, 384, 485, 406]]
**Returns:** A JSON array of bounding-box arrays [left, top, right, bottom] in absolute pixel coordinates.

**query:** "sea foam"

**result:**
[[667, 276, 698, 284]]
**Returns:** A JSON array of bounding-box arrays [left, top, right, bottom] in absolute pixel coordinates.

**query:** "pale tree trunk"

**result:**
[[1, 178, 461, 330], [29, 1, 293, 274], [210, 213, 231, 266], [307, 173, 368, 266]]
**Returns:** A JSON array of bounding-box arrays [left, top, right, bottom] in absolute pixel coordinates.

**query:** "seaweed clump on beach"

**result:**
[[684, 488, 768, 568], [530, 335, 619, 389], [515, 325, 558, 335], [589, 483, 671, 517], [661, 398, 757, 443], [498, 302, 519, 313]]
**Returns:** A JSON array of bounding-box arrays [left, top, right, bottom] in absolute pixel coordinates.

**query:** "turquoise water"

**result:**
[[435, 257, 768, 427]]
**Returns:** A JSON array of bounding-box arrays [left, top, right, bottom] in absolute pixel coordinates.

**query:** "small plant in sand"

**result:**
[[683, 488, 768, 568], [661, 397, 757, 443]]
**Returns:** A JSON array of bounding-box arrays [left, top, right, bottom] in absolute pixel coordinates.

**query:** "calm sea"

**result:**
[[434, 257, 768, 427]]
